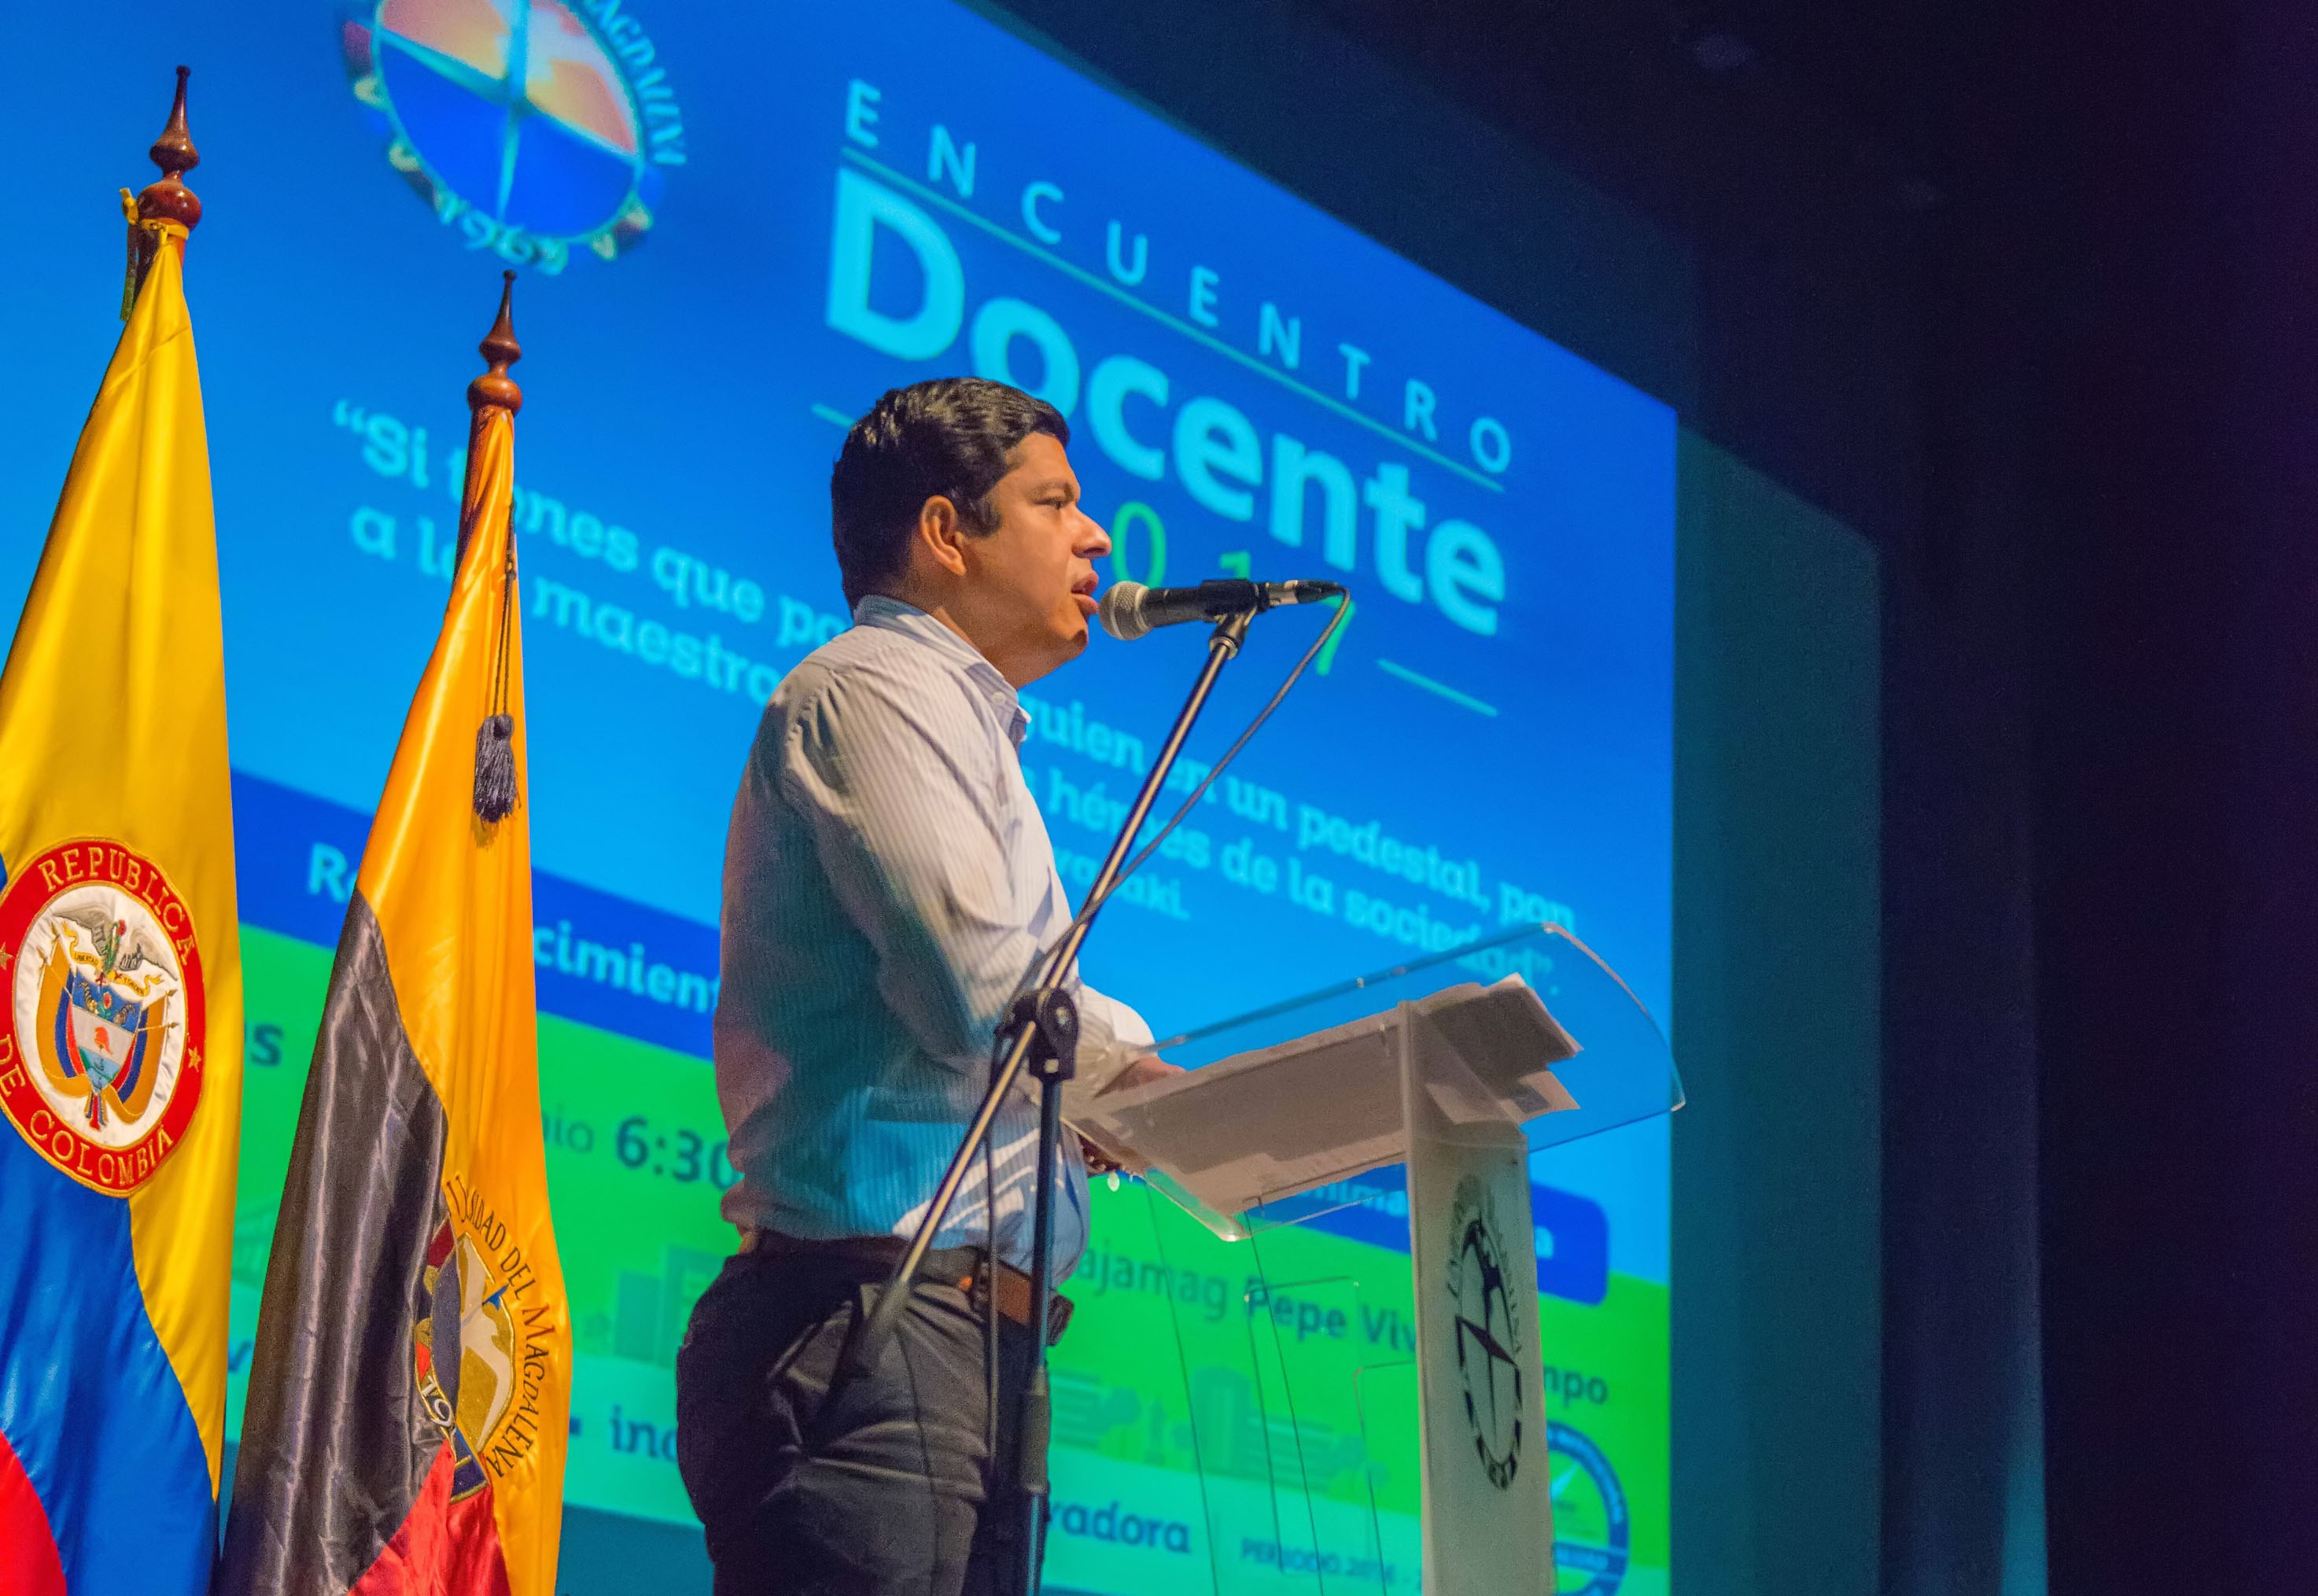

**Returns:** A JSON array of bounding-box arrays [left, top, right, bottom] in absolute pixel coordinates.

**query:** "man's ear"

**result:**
[[913, 495, 971, 580]]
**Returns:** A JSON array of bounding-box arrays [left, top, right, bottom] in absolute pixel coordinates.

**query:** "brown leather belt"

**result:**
[[737, 1228, 1073, 1343]]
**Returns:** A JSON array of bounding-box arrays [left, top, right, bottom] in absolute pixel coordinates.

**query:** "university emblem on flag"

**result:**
[[414, 1175, 554, 1498], [0, 839, 207, 1194]]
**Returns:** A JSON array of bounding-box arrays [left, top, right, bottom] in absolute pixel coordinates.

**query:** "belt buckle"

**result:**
[[984, 1259, 1074, 1344]]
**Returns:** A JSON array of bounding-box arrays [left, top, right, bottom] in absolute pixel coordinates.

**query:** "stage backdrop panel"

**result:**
[[1, 3, 1674, 1592]]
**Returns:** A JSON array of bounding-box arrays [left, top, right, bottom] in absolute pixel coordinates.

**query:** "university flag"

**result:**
[[0, 72, 241, 1596], [218, 274, 569, 1596]]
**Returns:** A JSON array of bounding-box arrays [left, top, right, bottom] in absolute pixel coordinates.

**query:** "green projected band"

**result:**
[[227, 927, 1667, 1592]]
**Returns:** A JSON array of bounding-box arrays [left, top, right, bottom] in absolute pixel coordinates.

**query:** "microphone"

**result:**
[[1099, 578, 1346, 641]]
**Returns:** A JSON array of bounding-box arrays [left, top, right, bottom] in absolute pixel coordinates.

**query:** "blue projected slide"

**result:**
[[2, 2, 1673, 1589]]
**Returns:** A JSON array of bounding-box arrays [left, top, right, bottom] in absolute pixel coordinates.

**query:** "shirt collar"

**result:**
[[852, 595, 1030, 747]]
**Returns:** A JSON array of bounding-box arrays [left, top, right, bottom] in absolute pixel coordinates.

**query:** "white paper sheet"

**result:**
[[1071, 975, 1579, 1222]]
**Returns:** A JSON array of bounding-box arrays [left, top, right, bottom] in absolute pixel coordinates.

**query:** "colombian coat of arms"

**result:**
[[0, 839, 207, 1194]]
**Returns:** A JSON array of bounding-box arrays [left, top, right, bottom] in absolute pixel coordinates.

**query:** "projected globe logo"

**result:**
[[337, 0, 686, 273], [1547, 1422, 1631, 1594]]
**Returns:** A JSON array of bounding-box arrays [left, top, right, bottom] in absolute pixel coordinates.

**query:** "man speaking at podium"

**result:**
[[676, 378, 1177, 1594]]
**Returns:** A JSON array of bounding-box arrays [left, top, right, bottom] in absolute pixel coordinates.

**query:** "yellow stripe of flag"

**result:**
[[0, 210, 240, 1487]]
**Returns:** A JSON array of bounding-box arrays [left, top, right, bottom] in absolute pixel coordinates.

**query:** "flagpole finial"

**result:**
[[138, 66, 201, 231], [468, 271, 524, 416]]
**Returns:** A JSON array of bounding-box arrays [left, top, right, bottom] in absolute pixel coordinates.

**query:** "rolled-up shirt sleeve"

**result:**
[[778, 666, 1052, 1074]]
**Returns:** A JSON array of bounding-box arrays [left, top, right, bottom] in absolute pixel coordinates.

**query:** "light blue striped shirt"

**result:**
[[713, 596, 1148, 1273]]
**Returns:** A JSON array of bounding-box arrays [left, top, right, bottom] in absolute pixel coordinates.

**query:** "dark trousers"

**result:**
[[675, 1248, 1036, 1596]]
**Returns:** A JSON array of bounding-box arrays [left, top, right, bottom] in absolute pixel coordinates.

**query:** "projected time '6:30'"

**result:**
[[611, 1115, 739, 1189]]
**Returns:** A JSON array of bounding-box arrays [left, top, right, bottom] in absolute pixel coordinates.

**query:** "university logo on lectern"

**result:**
[[336, 0, 687, 274], [1446, 1173, 1526, 1488], [0, 840, 207, 1194]]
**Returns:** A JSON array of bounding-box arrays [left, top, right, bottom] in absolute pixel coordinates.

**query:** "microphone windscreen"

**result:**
[[1098, 581, 1151, 641]]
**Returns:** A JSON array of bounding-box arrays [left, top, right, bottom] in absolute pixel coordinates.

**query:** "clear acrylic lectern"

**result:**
[[1047, 923, 1680, 1596]]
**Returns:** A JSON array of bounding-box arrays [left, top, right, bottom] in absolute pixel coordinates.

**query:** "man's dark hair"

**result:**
[[830, 378, 1071, 606]]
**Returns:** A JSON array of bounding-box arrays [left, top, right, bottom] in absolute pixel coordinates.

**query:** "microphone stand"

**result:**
[[835, 607, 1257, 1596]]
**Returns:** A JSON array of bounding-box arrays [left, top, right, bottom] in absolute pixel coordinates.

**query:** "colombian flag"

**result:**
[[0, 75, 241, 1596], [219, 274, 569, 1596]]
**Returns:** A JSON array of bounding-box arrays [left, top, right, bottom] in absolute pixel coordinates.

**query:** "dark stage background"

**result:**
[[1265, 0, 2318, 1590]]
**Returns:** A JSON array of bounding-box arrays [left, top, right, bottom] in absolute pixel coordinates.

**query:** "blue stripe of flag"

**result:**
[[0, 1130, 213, 1596]]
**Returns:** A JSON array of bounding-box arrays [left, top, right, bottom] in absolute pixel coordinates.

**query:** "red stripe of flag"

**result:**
[[0, 1426, 67, 1596], [348, 1441, 511, 1596]]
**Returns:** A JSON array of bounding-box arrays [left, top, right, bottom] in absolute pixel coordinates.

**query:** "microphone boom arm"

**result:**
[[835, 606, 1260, 1596]]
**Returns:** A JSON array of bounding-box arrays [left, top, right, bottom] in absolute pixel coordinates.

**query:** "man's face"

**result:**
[[955, 433, 1111, 686]]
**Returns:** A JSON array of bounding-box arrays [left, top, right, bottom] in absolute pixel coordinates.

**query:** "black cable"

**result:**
[[961, 595, 1340, 1575], [1037, 595, 1347, 987], [982, 1134, 999, 1475], [977, 597, 1343, 1244], [978, 595, 1346, 1205]]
